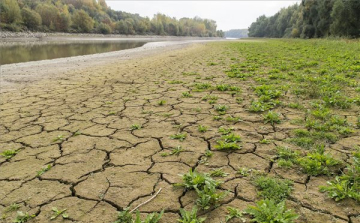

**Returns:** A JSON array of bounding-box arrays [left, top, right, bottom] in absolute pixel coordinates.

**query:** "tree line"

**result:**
[[248, 0, 360, 38], [0, 0, 224, 37]]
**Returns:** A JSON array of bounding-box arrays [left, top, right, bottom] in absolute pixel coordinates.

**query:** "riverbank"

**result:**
[[0, 31, 223, 42], [0, 39, 217, 92]]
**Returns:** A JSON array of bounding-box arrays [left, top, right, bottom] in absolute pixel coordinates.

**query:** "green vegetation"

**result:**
[[37, 164, 52, 176], [114, 208, 164, 223], [176, 169, 226, 210], [161, 146, 185, 157], [320, 150, 360, 202], [50, 207, 69, 220], [263, 111, 281, 125], [225, 207, 244, 222], [249, 0, 360, 38], [178, 207, 205, 223], [209, 168, 229, 177], [1, 0, 223, 36], [198, 125, 208, 133], [130, 124, 142, 130], [254, 176, 293, 202], [157, 100, 166, 106], [13, 211, 34, 223], [244, 200, 299, 223], [170, 133, 187, 141], [275, 146, 342, 176], [1, 149, 18, 159]]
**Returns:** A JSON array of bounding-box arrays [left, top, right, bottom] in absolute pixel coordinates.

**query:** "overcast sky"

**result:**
[[105, 1, 300, 31]]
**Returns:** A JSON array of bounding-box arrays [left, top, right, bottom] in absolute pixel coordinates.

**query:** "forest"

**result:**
[[248, 0, 360, 38], [0, 0, 224, 37]]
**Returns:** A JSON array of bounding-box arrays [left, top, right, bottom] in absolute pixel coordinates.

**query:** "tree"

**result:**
[[0, 0, 22, 24], [72, 9, 94, 32], [21, 8, 42, 30], [36, 4, 58, 29]]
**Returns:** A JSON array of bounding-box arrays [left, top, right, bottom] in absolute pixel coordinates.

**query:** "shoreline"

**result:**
[[0, 31, 223, 42], [0, 39, 220, 93]]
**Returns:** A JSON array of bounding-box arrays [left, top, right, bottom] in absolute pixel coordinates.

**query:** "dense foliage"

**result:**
[[0, 0, 223, 37], [248, 0, 360, 38], [224, 29, 248, 38]]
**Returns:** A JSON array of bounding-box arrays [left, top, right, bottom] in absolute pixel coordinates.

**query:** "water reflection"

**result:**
[[0, 41, 147, 65]]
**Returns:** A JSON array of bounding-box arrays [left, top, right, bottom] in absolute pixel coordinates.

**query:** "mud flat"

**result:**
[[0, 39, 359, 223]]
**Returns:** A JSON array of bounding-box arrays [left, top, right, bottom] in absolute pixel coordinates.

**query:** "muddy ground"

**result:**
[[0, 41, 359, 223]]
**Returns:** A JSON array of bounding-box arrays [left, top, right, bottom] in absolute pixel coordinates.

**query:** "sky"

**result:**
[[105, 1, 300, 31]]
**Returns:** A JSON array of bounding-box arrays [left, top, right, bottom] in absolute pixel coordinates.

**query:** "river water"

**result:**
[[0, 40, 147, 65]]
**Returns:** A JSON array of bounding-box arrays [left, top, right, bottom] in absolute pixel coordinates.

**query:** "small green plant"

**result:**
[[213, 116, 222, 121], [50, 207, 69, 220], [198, 125, 208, 133], [237, 167, 253, 177], [263, 111, 281, 125], [176, 169, 225, 210], [114, 208, 164, 223], [215, 141, 241, 150], [195, 182, 227, 210], [204, 150, 213, 158], [209, 168, 229, 177], [114, 208, 133, 223], [37, 164, 52, 176], [134, 210, 164, 223], [182, 92, 193, 98], [254, 176, 294, 202], [221, 133, 242, 143], [320, 150, 360, 202], [244, 199, 299, 223], [108, 111, 116, 115], [225, 207, 244, 222], [5, 203, 20, 213], [130, 124, 142, 130], [157, 100, 166, 106], [259, 139, 271, 144], [1, 149, 18, 159], [74, 131, 81, 136], [170, 133, 187, 141], [161, 146, 185, 157], [225, 115, 241, 122], [218, 127, 234, 135], [178, 207, 206, 223], [13, 211, 35, 223], [297, 146, 341, 176], [215, 105, 229, 115], [53, 135, 64, 142], [276, 146, 300, 168]]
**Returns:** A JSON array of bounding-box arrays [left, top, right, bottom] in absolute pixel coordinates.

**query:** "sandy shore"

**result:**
[[0, 39, 218, 92]]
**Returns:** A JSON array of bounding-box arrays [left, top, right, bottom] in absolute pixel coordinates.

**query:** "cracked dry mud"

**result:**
[[0, 41, 359, 223]]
